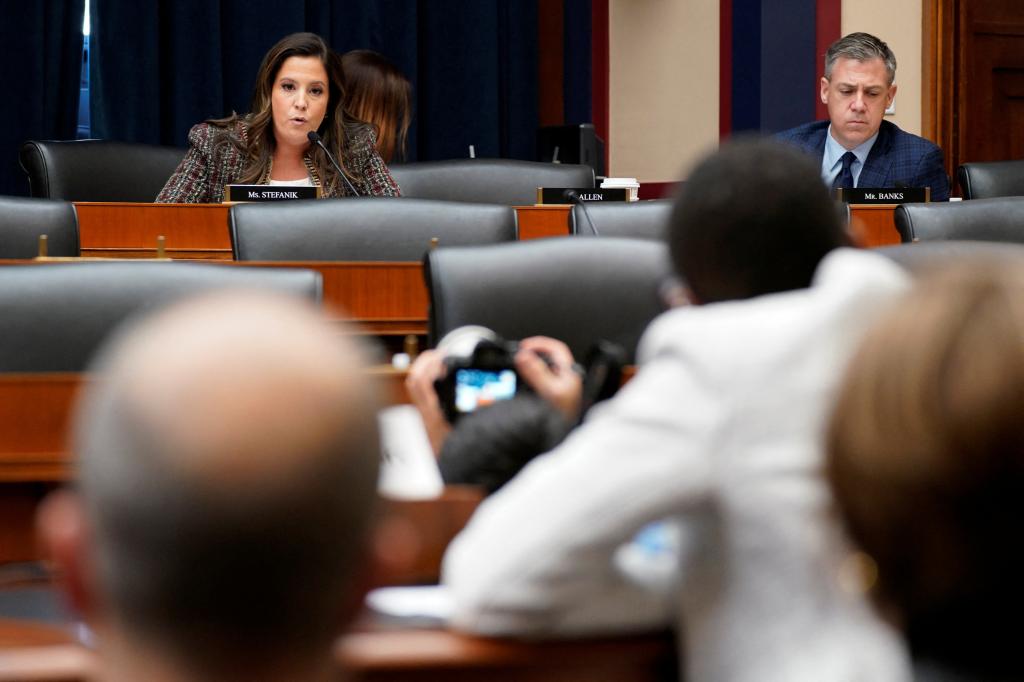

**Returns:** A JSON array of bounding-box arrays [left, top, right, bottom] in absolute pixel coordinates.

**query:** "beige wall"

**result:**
[[607, 1, 925, 183], [842, 2, 923, 135], [608, 0, 719, 182]]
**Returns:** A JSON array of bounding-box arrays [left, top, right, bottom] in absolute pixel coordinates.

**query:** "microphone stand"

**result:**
[[307, 131, 361, 197], [564, 190, 599, 236]]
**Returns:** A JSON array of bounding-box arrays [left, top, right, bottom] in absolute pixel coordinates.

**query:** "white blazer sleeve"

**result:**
[[441, 344, 719, 636]]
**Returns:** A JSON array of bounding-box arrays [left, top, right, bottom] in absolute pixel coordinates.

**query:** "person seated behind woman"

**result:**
[[827, 259, 1024, 681], [157, 32, 399, 203], [341, 49, 412, 164]]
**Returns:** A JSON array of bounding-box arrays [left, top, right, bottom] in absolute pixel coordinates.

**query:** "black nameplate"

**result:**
[[537, 187, 628, 204], [836, 187, 930, 204], [225, 184, 321, 202]]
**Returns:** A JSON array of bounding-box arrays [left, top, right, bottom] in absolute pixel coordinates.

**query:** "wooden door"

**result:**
[[924, 0, 1024, 178]]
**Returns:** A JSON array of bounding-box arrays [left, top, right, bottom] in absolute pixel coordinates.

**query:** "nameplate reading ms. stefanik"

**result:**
[[224, 185, 322, 202], [537, 187, 629, 204], [836, 187, 930, 204]]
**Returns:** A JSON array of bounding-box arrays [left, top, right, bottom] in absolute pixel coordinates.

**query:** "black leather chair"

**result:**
[[0, 196, 79, 258], [426, 237, 672, 363], [877, 240, 1024, 274], [957, 160, 1024, 199], [570, 200, 671, 240], [0, 262, 321, 372], [230, 198, 517, 261], [390, 159, 594, 205], [19, 139, 184, 202], [894, 197, 1024, 243]]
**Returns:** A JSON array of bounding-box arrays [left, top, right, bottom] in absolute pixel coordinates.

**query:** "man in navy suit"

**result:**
[[777, 32, 950, 201]]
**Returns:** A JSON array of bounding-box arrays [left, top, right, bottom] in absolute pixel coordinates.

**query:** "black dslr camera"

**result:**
[[431, 326, 626, 425], [434, 335, 522, 424]]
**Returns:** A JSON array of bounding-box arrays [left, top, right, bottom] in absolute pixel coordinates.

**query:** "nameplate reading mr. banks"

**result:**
[[225, 185, 321, 202], [836, 187, 930, 204]]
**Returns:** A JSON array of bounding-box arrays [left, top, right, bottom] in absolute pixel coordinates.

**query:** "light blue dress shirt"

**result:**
[[821, 125, 879, 188]]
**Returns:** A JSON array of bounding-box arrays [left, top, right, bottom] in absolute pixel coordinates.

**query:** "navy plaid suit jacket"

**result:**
[[776, 120, 950, 201]]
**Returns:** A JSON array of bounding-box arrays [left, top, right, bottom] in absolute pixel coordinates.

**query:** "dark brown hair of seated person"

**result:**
[[668, 136, 850, 303], [439, 394, 571, 494], [826, 259, 1024, 679], [209, 32, 366, 193], [341, 49, 412, 163]]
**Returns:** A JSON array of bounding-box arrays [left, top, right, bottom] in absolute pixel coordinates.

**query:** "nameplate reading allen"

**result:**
[[537, 187, 629, 204], [225, 184, 321, 202], [836, 187, 930, 204]]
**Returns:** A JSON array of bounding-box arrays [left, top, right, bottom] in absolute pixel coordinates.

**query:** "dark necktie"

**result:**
[[832, 151, 857, 192]]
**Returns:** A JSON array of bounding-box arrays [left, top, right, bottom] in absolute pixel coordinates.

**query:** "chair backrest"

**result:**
[[230, 198, 517, 261], [0, 262, 321, 372], [895, 197, 1024, 243], [390, 159, 594, 205], [957, 160, 1024, 199], [877, 240, 1024, 271], [426, 237, 672, 364], [19, 139, 185, 202], [0, 196, 79, 258], [570, 200, 672, 240]]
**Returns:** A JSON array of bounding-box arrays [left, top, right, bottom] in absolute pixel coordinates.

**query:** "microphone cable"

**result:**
[[564, 189, 599, 236]]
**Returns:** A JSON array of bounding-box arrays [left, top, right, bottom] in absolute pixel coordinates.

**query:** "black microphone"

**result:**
[[564, 189, 600, 236], [307, 131, 360, 197]]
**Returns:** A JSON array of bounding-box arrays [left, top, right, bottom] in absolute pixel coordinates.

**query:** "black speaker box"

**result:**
[[537, 123, 605, 177]]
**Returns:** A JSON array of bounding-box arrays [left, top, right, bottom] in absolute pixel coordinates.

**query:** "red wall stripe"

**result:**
[[814, 0, 842, 120], [719, 0, 733, 138], [591, 0, 610, 173], [638, 181, 682, 200], [538, 1, 565, 127]]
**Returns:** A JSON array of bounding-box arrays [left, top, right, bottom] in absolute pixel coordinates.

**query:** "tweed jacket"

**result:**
[[156, 119, 400, 203], [776, 120, 950, 201]]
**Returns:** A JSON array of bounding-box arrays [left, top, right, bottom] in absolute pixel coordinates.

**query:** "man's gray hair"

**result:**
[[824, 32, 897, 84]]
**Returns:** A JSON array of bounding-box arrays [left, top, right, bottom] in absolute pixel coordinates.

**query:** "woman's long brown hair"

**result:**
[[341, 49, 411, 163]]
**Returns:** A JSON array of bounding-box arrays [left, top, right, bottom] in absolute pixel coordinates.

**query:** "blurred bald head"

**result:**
[[74, 291, 380, 678]]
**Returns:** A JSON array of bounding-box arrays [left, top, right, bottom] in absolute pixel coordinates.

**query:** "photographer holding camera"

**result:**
[[406, 334, 584, 494]]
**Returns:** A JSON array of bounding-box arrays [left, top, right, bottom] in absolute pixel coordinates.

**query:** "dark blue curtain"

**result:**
[[0, 0, 85, 196], [728, 0, 817, 134], [91, 0, 541, 162], [562, 0, 592, 126], [759, 0, 815, 133], [730, 0, 762, 133]]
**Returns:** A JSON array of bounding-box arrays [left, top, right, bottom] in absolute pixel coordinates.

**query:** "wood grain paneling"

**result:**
[[925, 0, 1024, 181]]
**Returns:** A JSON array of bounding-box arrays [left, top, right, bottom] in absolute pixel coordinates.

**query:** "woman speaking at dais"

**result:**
[[157, 32, 400, 203]]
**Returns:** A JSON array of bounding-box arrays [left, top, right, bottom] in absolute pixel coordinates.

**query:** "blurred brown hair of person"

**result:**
[[827, 259, 1024, 681], [38, 291, 381, 682], [341, 49, 412, 163]]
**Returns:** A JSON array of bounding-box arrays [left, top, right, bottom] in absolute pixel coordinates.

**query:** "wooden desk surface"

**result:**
[[338, 627, 677, 682], [72, 201, 903, 257], [514, 204, 574, 240], [230, 261, 428, 336], [75, 202, 232, 259], [73, 202, 573, 260], [849, 204, 901, 247], [0, 617, 676, 682], [0, 368, 427, 567], [0, 259, 429, 338], [0, 368, 410, 484]]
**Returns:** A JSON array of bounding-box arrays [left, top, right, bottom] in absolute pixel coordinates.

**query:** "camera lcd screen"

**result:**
[[454, 368, 517, 414]]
